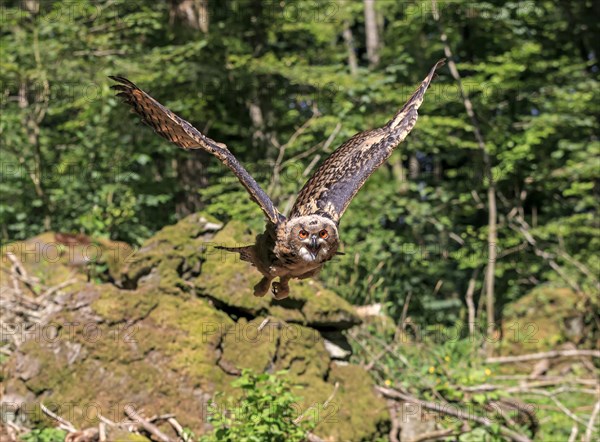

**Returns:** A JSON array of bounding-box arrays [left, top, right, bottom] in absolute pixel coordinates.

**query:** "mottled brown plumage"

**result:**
[[291, 59, 445, 222], [110, 60, 444, 299]]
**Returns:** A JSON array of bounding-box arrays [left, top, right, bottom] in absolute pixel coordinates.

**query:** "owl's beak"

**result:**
[[309, 235, 319, 252]]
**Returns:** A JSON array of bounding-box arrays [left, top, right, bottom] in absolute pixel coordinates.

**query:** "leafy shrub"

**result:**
[[200, 369, 314, 442], [20, 428, 66, 442]]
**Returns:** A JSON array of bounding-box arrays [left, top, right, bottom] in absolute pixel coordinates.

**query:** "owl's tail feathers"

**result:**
[[214, 245, 255, 263]]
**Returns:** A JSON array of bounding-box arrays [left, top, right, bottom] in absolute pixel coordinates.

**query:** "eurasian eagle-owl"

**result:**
[[111, 60, 444, 299]]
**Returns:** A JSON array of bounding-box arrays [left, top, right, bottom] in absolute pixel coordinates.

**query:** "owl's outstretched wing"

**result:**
[[109, 76, 284, 226], [290, 60, 445, 223]]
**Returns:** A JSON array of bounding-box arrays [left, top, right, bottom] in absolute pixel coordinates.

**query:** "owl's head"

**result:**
[[284, 215, 339, 263]]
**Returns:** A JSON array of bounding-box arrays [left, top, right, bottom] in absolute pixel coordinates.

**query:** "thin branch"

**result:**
[[268, 114, 318, 195], [464, 380, 599, 394], [583, 400, 600, 442], [72, 49, 127, 57], [39, 277, 78, 300], [465, 267, 480, 336], [556, 249, 599, 285], [98, 414, 117, 427], [124, 405, 173, 442], [322, 382, 340, 410], [507, 219, 581, 293], [167, 417, 191, 442], [525, 389, 591, 430], [306, 433, 325, 442], [257, 317, 270, 331], [493, 375, 598, 387], [301, 154, 323, 178], [486, 349, 600, 364], [99, 422, 107, 442], [385, 399, 400, 442], [567, 424, 578, 442], [40, 403, 77, 433], [400, 291, 412, 330], [282, 122, 342, 166], [5, 252, 38, 297]]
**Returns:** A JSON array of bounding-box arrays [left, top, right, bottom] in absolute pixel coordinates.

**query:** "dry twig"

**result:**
[[40, 403, 77, 433], [124, 405, 173, 442], [486, 349, 599, 364], [583, 400, 600, 442], [167, 417, 191, 442]]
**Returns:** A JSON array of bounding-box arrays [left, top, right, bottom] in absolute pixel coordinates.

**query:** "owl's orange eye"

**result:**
[[298, 229, 309, 239], [319, 230, 329, 239]]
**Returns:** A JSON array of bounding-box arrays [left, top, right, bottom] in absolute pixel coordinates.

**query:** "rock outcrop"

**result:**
[[1, 214, 388, 441]]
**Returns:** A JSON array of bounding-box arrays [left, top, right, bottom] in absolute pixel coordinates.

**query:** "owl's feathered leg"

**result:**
[[253, 276, 272, 297], [272, 276, 290, 300]]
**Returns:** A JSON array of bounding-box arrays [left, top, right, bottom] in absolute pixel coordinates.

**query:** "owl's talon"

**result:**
[[253, 277, 271, 297], [271, 281, 290, 300]]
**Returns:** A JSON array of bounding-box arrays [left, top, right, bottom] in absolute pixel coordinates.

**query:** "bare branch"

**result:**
[[525, 389, 591, 430], [167, 417, 191, 442], [567, 424, 578, 442], [40, 403, 77, 433], [583, 400, 600, 442], [486, 349, 600, 364], [465, 267, 480, 336], [124, 405, 173, 442]]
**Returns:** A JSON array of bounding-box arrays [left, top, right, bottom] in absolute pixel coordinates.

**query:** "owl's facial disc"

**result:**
[[288, 216, 338, 262]]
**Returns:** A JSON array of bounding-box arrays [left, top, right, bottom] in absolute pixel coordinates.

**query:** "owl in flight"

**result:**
[[111, 60, 444, 299]]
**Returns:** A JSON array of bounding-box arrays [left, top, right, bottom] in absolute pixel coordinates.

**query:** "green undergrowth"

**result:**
[[350, 293, 597, 442]]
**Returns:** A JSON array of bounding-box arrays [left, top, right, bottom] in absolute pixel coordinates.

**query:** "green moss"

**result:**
[[196, 221, 271, 314], [324, 364, 389, 440], [91, 284, 158, 324], [293, 364, 389, 441], [292, 279, 361, 329], [220, 317, 278, 372], [147, 293, 233, 388], [118, 213, 222, 293], [500, 286, 589, 354], [276, 323, 329, 380], [107, 430, 151, 441]]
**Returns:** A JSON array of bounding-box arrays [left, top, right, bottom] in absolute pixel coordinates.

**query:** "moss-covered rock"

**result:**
[[1, 232, 134, 288], [500, 286, 591, 355], [1, 214, 386, 440], [323, 364, 390, 440], [116, 212, 223, 293]]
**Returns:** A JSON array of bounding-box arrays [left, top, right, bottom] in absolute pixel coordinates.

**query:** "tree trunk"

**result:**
[[169, 0, 209, 33], [342, 21, 358, 76], [364, 0, 380, 67], [431, 0, 498, 335]]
